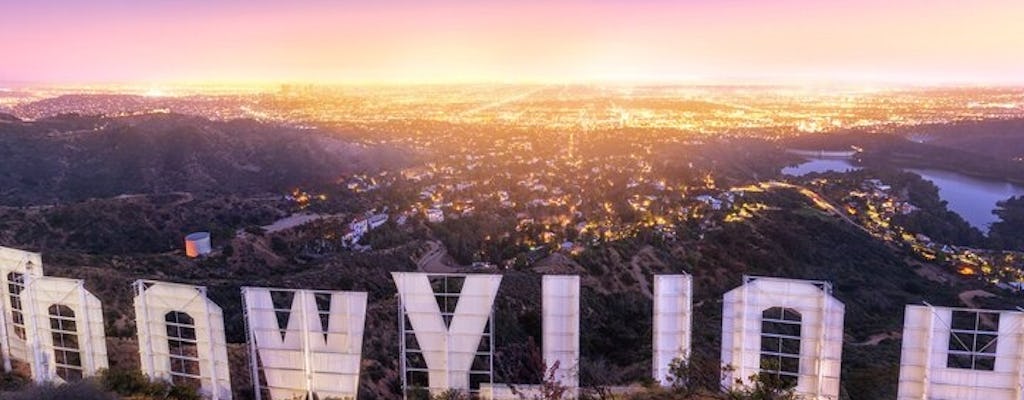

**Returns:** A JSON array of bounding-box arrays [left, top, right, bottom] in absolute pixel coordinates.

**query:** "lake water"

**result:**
[[782, 158, 860, 176], [783, 158, 1024, 232], [905, 168, 1024, 231]]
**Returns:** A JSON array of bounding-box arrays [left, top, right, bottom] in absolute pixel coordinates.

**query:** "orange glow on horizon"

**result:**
[[2, 0, 1023, 86]]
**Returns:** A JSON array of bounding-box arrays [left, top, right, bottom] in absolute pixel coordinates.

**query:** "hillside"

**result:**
[[13, 184, 1013, 400], [906, 119, 1024, 161], [0, 113, 411, 205], [781, 119, 1024, 184], [1, 114, 1022, 399]]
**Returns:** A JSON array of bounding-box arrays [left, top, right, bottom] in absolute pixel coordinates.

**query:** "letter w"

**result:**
[[243, 288, 366, 400]]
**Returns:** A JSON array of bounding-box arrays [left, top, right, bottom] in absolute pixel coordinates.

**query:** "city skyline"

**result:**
[[2, 0, 1024, 86]]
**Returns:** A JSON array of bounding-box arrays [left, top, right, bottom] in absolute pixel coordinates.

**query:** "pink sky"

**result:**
[[2, 0, 1023, 85]]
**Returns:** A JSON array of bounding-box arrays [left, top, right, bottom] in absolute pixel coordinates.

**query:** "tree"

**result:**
[[508, 361, 575, 400], [722, 363, 799, 400], [431, 388, 471, 400], [990, 196, 1024, 250], [1, 380, 117, 400]]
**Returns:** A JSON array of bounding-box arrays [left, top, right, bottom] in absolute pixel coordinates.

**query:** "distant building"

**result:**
[[368, 214, 389, 229], [863, 179, 891, 192], [695, 195, 723, 210], [350, 219, 369, 236], [185, 232, 212, 258], [426, 208, 444, 223]]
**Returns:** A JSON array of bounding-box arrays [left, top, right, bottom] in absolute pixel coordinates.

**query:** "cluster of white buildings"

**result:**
[[1, 245, 1022, 400], [343, 213, 389, 245], [425, 208, 444, 223]]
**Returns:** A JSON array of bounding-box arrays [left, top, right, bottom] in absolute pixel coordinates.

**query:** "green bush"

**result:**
[[99, 368, 201, 400], [1, 379, 116, 400]]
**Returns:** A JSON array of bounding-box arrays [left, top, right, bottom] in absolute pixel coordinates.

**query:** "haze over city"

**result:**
[[3, 0, 1024, 85]]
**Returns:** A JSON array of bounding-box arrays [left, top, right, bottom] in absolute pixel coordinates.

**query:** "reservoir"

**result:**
[[784, 157, 1024, 232], [905, 168, 1024, 231]]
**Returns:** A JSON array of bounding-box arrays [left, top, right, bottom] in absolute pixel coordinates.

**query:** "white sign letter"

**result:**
[[134, 280, 231, 399], [653, 274, 692, 385], [243, 287, 366, 400], [393, 272, 501, 394], [543, 275, 579, 391]]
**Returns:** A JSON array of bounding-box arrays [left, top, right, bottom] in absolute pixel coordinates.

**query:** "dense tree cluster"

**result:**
[[990, 196, 1024, 250]]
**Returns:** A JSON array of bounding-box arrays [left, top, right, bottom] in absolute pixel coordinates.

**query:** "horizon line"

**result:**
[[4, 75, 1024, 91]]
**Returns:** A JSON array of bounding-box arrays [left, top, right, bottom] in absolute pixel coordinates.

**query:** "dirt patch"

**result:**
[[959, 289, 996, 309], [908, 258, 954, 284], [852, 331, 901, 346]]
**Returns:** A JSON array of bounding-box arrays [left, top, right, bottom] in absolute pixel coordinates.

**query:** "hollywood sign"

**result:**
[[0, 246, 1020, 400]]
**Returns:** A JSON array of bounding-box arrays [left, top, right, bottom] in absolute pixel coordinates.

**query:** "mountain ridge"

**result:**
[[0, 113, 412, 206]]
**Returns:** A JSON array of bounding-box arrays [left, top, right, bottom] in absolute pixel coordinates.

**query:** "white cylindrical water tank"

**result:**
[[184, 232, 212, 258]]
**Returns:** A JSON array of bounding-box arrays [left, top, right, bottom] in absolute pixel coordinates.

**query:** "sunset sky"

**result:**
[[2, 0, 1023, 85]]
